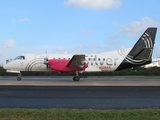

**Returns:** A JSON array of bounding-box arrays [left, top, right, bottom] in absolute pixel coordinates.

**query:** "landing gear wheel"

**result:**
[[73, 76, 80, 81], [17, 72, 22, 81], [17, 77, 21, 81]]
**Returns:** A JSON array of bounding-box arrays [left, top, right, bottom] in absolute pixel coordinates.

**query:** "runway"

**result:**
[[1, 76, 160, 86], [0, 76, 160, 109]]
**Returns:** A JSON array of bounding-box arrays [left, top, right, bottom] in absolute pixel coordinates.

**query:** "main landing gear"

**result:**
[[73, 71, 80, 81], [17, 73, 22, 81]]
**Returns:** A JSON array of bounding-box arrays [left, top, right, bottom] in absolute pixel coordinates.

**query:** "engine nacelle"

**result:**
[[48, 59, 88, 72]]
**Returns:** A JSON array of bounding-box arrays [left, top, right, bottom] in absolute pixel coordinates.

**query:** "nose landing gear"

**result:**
[[17, 73, 21, 81]]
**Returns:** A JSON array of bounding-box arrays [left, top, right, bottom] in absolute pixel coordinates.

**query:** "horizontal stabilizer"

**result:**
[[134, 48, 152, 60]]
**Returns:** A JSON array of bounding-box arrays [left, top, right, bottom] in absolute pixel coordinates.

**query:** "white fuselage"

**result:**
[[3, 48, 131, 73]]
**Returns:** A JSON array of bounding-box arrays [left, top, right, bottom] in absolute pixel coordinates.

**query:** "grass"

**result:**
[[0, 108, 160, 120]]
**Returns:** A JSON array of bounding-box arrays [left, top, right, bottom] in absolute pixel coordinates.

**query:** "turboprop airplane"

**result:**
[[3, 27, 157, 81]]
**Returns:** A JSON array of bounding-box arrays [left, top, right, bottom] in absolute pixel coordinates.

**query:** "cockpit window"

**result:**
[[14, 56, 25, 60]]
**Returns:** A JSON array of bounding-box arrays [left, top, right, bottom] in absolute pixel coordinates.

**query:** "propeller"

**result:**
[[44, 51, 49, 68]]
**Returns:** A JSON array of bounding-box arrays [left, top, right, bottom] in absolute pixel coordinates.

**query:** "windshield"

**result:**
[[14, 56, 25, 60]]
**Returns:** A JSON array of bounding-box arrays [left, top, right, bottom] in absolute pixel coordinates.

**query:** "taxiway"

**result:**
[[1, 76, 160, 86], [0, 76, 160, 109]]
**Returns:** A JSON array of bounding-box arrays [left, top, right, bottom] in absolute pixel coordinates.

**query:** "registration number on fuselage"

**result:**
[[99, 66, 111, 69]]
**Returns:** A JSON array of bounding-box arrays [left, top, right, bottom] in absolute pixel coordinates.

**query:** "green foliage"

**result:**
[[0, 108, 160, 120]]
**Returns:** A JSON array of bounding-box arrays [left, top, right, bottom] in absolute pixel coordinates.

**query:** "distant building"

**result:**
[[143, 58, 160, 68]]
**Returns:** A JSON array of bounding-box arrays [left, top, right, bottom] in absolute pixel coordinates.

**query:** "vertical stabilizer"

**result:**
[[116, 27, 157, 71], [128, 27, 157, 60]]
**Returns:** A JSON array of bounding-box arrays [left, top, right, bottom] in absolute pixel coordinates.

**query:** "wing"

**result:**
[[66, 54, 86, 68]]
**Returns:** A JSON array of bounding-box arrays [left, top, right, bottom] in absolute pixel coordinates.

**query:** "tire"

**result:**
[[17, 77, 21, 81], [73, 76, 80, 81]]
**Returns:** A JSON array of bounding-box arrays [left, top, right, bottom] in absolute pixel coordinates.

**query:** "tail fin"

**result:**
[[116, 27, 157, 71], [128, 27, 157, 60]]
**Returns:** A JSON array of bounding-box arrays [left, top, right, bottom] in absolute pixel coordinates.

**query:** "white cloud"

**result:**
[[19, 17, 30, 22], [80, 29, 95, 34], [11, 17, 30, 23], [108, 34, 121, 45], [0, 40, 16, 63], [51, 43, 109, 54], [119, 17, 160, 38], [53, 46, 66, 53], [64, 0, 122, 9], [10, 19, 17, 23], [3, 39, 16, 48]]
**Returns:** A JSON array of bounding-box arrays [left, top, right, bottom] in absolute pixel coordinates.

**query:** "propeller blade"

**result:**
[[44, 51, 49, 68]]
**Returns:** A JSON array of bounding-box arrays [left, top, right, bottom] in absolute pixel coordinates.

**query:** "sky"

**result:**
[[0, 0, 160, 64]]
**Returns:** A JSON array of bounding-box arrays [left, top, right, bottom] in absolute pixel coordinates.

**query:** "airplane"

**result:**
[[3, 27, 157, 81]]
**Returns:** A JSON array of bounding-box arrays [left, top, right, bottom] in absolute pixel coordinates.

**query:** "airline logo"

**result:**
[[142, 32, 153, 48]]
